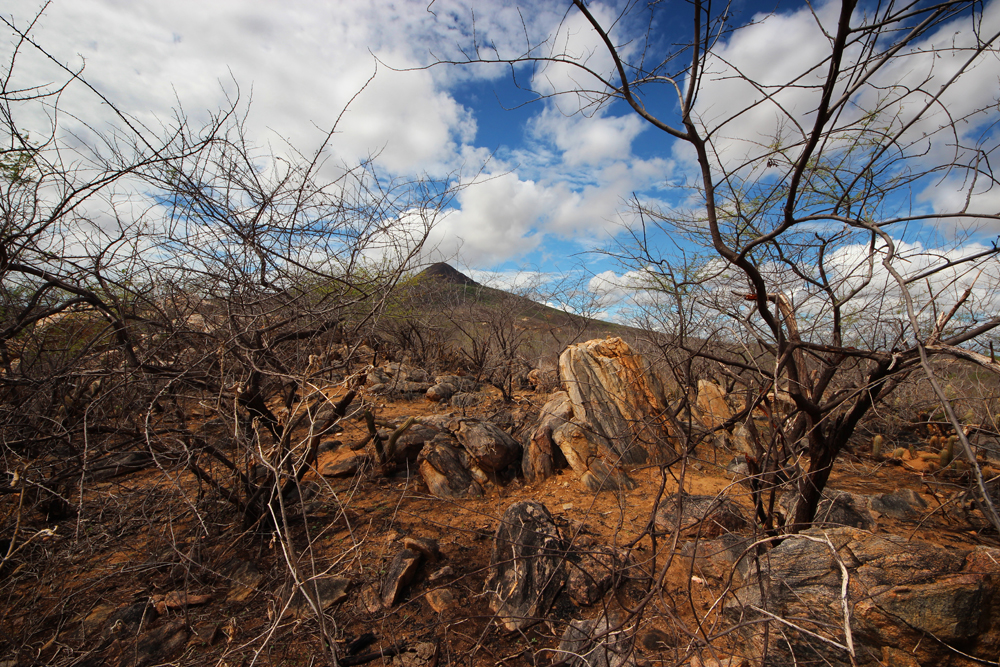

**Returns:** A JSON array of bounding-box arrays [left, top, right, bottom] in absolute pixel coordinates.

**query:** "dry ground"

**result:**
[[1, 385, 994, 667]]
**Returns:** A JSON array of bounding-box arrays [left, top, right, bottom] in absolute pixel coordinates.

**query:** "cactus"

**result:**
[[939, 434, 958, 468], [872, 434, 884, 458]]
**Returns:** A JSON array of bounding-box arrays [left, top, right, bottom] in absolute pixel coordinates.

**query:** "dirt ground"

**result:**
[[1, 384, 995, 667]]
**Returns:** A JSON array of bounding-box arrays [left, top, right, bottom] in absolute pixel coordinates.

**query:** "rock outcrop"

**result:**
[[559, 338, 676, 466]]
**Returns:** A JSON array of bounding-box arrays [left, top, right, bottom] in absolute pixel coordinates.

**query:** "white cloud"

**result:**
[[530, 106, 646, 166]]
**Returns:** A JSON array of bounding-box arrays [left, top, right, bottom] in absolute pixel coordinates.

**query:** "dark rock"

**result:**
[[318, 439, 342, 454], [567, 546, 623, 607], [418, 435, 484, 498], [678, 533, 755, 584], [485, 501, 567, 631], [403, 536, 442, 562], [190, 622, 220, 646], [870, 489, 926, 519], [133, 620, 188, 667], [103, 600, 158, 639], [455, 420, 522, 472], [391, 424, 440, 462], [729, 527, 1000, 666], [523, 391, 572, 482], [366, 367, 391, 387], [278, 577, 351, 619], [381, 549, 422, 607], [654, 493, 749, 538], [224, 559, 264, 603], [555, 613, 636, 667], [322, 450, 372, 478], [781, 489, 876, 530]]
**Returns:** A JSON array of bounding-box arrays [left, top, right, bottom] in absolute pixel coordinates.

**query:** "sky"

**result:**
[[4, 0, 1000, 321]]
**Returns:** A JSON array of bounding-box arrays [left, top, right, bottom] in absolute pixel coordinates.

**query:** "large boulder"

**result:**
[[559, 338, 676, 465], [552, 422, 636, 491], [695, 379, 732, 429], [523, 391, 573, 482], [454, 419, 522, 473], [485, 501, 567, 631], [728, 527, 1000, 666], [417, 435, 484, 498]]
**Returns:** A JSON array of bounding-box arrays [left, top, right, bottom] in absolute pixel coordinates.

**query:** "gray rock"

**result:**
[[455, 419, 522, 473], [133, 620, 188, 667], [390, 424, 440, 462], [426, 383, 455, 403], [729, 528, 1000, 666], [450, 392, 480, 408], [781, 489, 876, 530], [654, 493, 749, 538], [870, 489, 926, 519], [278, 577, 351, 619], [555, 613, 636, 667], [553, 422, 635, 492], [485, 501, 567, 631], [567, 546, 623, 607]]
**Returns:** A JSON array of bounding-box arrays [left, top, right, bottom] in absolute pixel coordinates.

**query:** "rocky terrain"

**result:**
[[3, 335, 1000, 667]]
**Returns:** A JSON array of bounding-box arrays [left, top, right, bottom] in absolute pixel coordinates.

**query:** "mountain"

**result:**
[[417, 262, 479, 286], [412, 262, 635, 340]]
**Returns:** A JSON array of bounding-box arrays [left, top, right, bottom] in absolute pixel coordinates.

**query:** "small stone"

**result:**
[[392, 641, 439, 667], [224, 559, 263, 603], [425, 587, 456, 613], [563, 503, 574, 511], [427, 566, 454, 583], [189, 622, 219, 646], [134, 620, 189, 667], [381, 549, 422, 607], [278, 577, 351, 620], [403, 536, 442, 562]]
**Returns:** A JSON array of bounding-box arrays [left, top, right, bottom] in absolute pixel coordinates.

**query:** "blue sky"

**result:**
[[5, 0, 1000, 317]]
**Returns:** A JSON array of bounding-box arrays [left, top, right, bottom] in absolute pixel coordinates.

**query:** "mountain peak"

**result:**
[[417, 262, 479, 286]]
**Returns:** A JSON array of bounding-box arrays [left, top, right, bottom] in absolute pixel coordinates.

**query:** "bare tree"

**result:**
[[0, 12, 449, 541], [443, 0, 1000, 532]]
